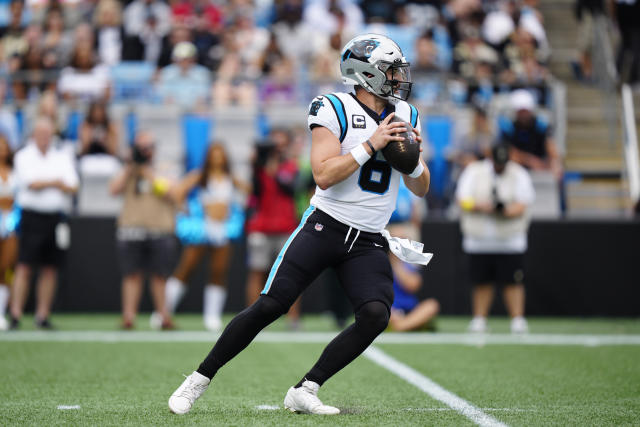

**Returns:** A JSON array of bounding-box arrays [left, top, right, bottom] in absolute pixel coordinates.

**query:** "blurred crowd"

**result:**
[[0, 0, 569, 331], [0, 0, 555, 109]]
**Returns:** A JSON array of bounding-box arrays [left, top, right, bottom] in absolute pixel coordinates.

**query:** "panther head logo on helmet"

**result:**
[[340, 34, 412, 102]]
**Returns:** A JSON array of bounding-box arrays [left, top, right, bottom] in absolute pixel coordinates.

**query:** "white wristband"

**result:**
[[350, 143, 371, 166], [408, 161, 424, 178]]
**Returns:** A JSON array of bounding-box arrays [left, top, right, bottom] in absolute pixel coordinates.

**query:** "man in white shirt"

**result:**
[[456, 143, 535, 334], [9, 117, 78, 330]]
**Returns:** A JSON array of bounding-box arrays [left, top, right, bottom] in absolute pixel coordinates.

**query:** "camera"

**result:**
[[132, 145, 151, 164]]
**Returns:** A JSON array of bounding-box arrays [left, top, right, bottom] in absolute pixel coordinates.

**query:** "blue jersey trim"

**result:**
[[408, 104, 419, 129], [261, 205, 316, 295], [324, 94, 348, 142]]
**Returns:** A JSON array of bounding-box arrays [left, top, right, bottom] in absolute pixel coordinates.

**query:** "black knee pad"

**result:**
[[248, 295, 288, 321], [355, 300, 390, 335]]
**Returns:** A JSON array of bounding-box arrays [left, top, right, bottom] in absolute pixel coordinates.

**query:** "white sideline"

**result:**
[[364, 346, 508, 427], [1, 331, 640, 346]]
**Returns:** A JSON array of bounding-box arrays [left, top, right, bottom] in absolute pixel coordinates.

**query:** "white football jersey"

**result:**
[[307, 92, 421, 232]]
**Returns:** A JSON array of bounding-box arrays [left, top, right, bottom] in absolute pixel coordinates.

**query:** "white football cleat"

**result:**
[[468, 316, 488, 333], [510, 316, 529, 334], [168, 371, 210, 414], [150, 312, 163, 330], [204, 315, 222, 332], [283, 380, 340, 415], [0, 315, 8, 331]]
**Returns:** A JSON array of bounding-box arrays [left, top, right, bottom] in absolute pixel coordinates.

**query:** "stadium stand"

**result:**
[[0, 0, 638, 220]]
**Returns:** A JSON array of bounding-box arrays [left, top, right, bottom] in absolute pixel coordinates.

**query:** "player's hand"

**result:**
[[368, 113, 407, 151], [411, 123, 423, 153], [474, 202, 495, 214]]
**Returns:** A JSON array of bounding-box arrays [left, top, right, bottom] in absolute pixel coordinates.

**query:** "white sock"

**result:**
[[165, 277, 187, 314], [0, 284, 8, 316], [203, 285, 227, 320]]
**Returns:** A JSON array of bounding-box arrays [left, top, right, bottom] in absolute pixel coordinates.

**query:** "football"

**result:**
[[381, 116, 420, 175]]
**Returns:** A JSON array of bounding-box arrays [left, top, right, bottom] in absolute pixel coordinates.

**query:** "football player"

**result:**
[[168, 33, 430, 415]]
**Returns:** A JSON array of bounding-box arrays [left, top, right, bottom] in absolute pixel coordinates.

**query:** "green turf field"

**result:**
[[1, 314, 639, 426]]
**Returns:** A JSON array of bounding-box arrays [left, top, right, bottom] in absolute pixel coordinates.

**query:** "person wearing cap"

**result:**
[[157, 41, 210, 109], [110, 129, 178, 330], [456, 143, 535, 334], [499, 89, 562, 179]]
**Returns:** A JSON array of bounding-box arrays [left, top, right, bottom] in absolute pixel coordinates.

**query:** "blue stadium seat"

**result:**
[[110, 62, 155, 102], [380, 25, 419, 64], [425, 116, 453, 200], [65, 110, 83, 141], [182, 114, 213, 171], [124, 109, 137, 146]]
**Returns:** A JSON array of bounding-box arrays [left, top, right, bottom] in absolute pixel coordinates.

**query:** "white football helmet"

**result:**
[[340, 33, 412, 101]]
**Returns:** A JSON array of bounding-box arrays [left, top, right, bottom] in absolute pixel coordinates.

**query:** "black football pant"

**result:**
[[197, 207, 393, 386]]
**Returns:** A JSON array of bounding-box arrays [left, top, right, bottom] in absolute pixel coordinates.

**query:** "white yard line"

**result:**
[[56, 405, 81, 410], [364, 346, 508, 427], [1, 331, 640, 346]]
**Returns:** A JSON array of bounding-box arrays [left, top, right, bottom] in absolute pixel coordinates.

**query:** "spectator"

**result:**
[[9, 117, 79, 329], [156, 23, 191, 69], [156, 41, 210, 109], [57, 41, 111, 101], [41, 6, 72, 70], [449, 106, 493, 175], [412, 31, 442, 76], [571, 0, 604, 81], [93, 0, 125, 66], [211, 30, 256, 108], [0, 81, 20, 150], [613, 0, 640, 84], [122, 0, 172, 63], [25, 90, 64, 139], [519, 0, 550, 61], [164, 143, 249, 331], [232, 11, 269, 78], [441, 0, 483, 48], [79, 100, 118, 156], [73, 22, 94, 48], [499, 89, 562, 179], [482, 1, 516, 51], [109, 130, 177, 330], [271, 0, 313, 68], [360, 0, 397, 23], [258, 32, 296, 104], [388, 255, 440, 332], [303, 0, 363, 36], [190, 7, 222, 70], [171, 0, 223, 34], [0, 135, 17, 331], [0, 0, 28, 65], [245, 128, 300, 328], [452, 23, 499, 80], [12, 29, 56, 101], [309, 31, 343, 83], [500, 27, 549, 86], [456, 143, 534, 334]]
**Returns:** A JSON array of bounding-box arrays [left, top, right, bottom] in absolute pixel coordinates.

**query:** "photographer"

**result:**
[[110, 130, 177, 330], [245, 128, 300, 327], [456, 144, 535, 334]]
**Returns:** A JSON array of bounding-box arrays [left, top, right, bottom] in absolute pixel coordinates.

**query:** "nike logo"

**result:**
[[386, 52, 394, 55], [373, 243, 383, 247]]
